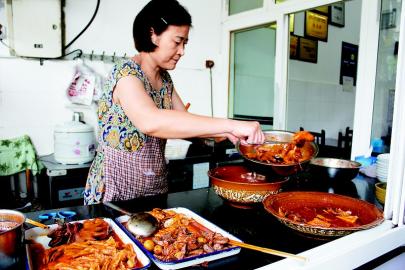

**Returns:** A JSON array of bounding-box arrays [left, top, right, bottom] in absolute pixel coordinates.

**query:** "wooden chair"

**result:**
[[337, 127, 353, 159]]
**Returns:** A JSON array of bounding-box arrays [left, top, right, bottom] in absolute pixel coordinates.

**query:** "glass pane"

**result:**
[[286, 1, 361, 159], [371, 0, 402, 154], [229, 0, 263, 15], [229, 24, 276, 129]]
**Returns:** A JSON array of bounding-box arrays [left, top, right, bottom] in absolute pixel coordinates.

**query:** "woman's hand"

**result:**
[[229, 120, 265, 145]]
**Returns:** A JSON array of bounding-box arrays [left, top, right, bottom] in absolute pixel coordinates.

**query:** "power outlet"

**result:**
[[0, 24, 6, 40]]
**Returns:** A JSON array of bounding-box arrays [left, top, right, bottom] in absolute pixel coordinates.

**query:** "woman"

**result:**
[[84, 0, 264, 204]]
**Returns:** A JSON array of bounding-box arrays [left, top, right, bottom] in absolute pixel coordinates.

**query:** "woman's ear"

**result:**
[[150, 28, 158, 45]]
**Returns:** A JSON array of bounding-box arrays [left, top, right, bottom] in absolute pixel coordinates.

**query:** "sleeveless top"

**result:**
[[83, 59, 173, 205]]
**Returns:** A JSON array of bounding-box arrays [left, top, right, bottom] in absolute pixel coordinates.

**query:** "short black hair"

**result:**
[[133, 0, 192, 52]]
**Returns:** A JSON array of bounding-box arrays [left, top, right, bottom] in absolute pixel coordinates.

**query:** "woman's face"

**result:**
[[151, 25, 190, 70]]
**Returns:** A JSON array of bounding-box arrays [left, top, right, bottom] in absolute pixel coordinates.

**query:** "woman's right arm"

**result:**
[[114, 76, 264, 144], [170, 88, 242, 143]]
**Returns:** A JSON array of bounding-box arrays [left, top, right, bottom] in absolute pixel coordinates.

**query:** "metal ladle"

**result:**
[[104, 202, 158, 237]]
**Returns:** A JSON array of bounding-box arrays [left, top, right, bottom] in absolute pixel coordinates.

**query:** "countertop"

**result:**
[[23, 189, 321, 270], [20, 171, 380, 270]]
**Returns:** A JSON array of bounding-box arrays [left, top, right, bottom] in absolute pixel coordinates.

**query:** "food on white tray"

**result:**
[[27, 218, 142, 270], [133, 208, 233, 261]]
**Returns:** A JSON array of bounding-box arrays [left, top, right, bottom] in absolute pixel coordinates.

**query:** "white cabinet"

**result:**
[[6, 0, 62, 58]]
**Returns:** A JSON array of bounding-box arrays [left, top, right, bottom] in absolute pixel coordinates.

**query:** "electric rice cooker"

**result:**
[[54, 119, 96, 164]]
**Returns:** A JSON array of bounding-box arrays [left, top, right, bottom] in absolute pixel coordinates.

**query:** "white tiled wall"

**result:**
[[0, 0, 223, 156], [0, 57, 217, 156], [0, 58, 103, 155], [286, 79, 356, 140], [0, 0, 363, 155]]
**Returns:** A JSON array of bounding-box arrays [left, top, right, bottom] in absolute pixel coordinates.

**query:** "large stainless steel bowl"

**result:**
[[309, 158, 362, 183], [236, 130, 319, 176]]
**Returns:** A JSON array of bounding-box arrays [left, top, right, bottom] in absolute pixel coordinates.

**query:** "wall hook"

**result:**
[[90, 50, 94, 61], [73, 49, 82, 60], [101, 51, 105, 61], [112, 52, 116, 62]]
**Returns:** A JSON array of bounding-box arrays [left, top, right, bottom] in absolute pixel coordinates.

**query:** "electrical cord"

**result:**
[[36, 48, 83, 64], [64, 0, 100, 50], [205, 60, 215, 117], [0, 39, 21, 58], [0, 39, 12, 50]]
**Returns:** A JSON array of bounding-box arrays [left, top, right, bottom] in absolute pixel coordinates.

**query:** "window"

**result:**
[[229, 24, 276, 129], [228, 0, 263, 15], [371, 0, 402, 155]]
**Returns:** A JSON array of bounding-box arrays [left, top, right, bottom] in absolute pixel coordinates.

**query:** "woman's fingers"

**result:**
[[226, 134, 239, 145], [247, 121, 264, 144], [231, 121, 264, 144]]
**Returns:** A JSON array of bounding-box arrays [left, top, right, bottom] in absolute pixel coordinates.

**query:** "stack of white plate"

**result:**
[[376, 153, 390, 182]]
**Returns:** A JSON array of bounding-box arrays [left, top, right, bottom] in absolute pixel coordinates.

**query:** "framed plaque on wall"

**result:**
[[299, 37, 318, 63], [329, 2, 345, 27], [305, 10, 328, 42], [339, 42, 359, 86]]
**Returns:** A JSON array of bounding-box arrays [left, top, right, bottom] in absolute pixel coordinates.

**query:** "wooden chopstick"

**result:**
[[229, 239, 307, 262], [25, 218, 49, 229]]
